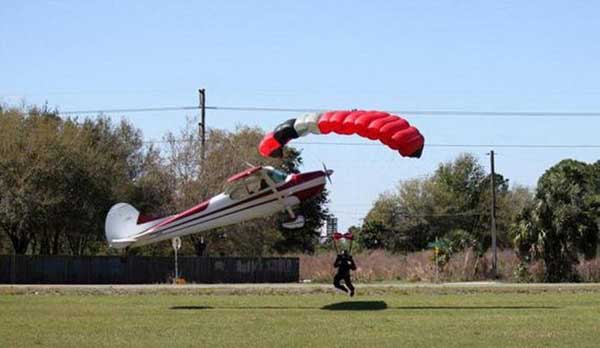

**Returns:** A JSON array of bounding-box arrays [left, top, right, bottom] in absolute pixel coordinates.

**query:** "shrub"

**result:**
[[299, 249, 520, 283]]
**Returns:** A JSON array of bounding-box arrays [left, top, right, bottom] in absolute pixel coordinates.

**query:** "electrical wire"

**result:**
[[295, 142, 600, 149], [144, 138, 600, 149], [332, 210, 485, 218], [57, 104, 600, 117], [52, 105, 600, 149], [61, 106, 199, 115]]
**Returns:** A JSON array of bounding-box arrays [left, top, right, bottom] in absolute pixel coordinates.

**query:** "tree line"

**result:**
[[0, 105, 329, 257], [353, 153, 600, 281], [2, 105, 599, 282]]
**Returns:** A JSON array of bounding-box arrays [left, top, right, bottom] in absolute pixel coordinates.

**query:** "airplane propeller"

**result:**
[[322, 162, 333, 185]]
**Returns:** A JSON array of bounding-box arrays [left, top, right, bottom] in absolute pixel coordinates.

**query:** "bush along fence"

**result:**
[[0, 255, 299, 284]]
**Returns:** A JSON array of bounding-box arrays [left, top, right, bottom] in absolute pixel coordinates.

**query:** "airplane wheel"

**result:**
[[282, 215, 305, 229]]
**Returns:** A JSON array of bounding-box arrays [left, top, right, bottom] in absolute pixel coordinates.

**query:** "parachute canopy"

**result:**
[[333, 232, 354, 241], [259, 110, 425, 158]]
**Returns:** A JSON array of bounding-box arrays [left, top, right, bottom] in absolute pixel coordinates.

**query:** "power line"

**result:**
[[144, 138, 600, 149], [0, 88, 194, 98], [7, 87, 600, 99], [295, 141, 600, 149], [58, 104, 600, 117], [332, 210, 485, 218], [208, 106, 600, 117], [61, 106, 199, 115]]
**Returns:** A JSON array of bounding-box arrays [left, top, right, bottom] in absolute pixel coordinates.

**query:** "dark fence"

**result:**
[[0, 255, 299, 284]]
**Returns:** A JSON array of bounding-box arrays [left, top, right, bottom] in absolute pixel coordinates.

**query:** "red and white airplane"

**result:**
[[105, 166, 332, 249]]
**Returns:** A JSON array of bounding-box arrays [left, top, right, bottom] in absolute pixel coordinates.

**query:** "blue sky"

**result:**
[[2, 1, 599, 229]]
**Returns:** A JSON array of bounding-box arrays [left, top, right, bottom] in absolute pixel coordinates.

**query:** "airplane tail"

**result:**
[[105, 203, 166, 249]]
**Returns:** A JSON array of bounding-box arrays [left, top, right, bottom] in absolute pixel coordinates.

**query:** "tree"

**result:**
[[357, 220, 387, 249], [0, 106, 329, 256], [0, 106, 61, 254], [161, 119, 330, 256], [358, 153, 532, 254], [512, 159, 599, 282], [0, 106, 168, 255], [0, 231, 8, 254]]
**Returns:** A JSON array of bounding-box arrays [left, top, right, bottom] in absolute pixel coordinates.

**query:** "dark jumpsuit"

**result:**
[[333, 254, 356, 294]]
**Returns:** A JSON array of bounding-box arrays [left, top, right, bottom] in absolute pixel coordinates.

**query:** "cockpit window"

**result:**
[[266, 168, 288, 183], [226, 167, 288, 200], [228, 178, 269, 200]]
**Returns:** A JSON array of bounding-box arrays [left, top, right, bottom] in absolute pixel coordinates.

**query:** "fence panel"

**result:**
[[0, 256, 11, 283], [0, 255, 299, 284]]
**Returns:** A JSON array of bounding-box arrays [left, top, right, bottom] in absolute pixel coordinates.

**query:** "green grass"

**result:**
[[1, 289, 600, 347]]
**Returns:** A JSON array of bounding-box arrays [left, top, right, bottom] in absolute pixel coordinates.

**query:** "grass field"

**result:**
[[2, 285, 600, 347]]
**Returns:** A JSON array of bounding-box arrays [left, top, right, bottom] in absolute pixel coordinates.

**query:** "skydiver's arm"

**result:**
[[349, 257, 357, 270], [334, 256, 341, 268]]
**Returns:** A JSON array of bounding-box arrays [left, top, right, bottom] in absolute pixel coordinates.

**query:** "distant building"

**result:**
[[320, 216, 338, 243]]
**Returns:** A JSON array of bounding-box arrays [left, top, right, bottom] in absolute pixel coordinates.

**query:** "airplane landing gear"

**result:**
[[282, 214, 305, 229]]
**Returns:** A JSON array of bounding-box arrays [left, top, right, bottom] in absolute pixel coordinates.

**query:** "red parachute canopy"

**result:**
[[333, 232, 354, 241], [258, 110, 424, 158]]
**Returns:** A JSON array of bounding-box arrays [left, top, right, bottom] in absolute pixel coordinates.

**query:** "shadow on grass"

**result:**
[[321, 301, 388, 311], [392, 306, 559, 310], [172, 301, 389, 311], [170, 303, 559, 311], [170, 305, 314, 310], [320, 303, 558, 311]]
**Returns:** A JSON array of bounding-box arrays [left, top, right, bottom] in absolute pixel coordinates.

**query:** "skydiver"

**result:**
[[333, 250, 357, 296]]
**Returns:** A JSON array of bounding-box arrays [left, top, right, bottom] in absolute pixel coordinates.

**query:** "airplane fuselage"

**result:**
[[107, 170, 327, 249]]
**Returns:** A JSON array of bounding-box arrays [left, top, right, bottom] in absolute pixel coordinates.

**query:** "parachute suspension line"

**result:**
[[333, 232, 355, 255]]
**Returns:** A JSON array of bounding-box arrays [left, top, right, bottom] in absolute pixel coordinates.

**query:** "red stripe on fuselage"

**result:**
[[278, 171, 325, 190], [136, 215, 164, 224], [293, 184, 325, 201], [149, 201, 209, 232], [143, 170, 326, 235], [147, 183, 327, 241]]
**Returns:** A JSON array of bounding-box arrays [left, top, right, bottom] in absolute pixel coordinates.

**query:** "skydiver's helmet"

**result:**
[[333, 232, 354, 254]]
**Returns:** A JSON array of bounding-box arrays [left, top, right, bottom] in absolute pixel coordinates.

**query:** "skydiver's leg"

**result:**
[[344, 275, 355, 296], [333, 274, 348, 293]]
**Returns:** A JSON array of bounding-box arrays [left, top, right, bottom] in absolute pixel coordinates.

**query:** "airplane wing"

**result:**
[[226, 166, 263, 183], [224, 166, 264, 194]]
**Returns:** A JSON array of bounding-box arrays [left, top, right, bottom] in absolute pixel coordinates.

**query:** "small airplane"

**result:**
[[105, 165, 333, 249]]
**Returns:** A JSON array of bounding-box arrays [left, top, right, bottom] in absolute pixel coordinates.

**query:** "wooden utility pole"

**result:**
[[489, 150, 497, 278], [198, 89, 206, 165]]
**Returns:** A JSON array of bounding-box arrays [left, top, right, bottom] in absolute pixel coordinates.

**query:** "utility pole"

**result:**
[[198, 89, 206, 165], [488, 150, 497, 278]]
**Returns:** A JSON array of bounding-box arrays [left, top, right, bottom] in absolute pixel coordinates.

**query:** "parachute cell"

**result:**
[[294, 113, 320, 136], [326, 111, 348, 133], [340, 111, 363, 135], [380, 119, 409, 145], [317, 111, 336, 134], [259, 110, 425, 158], [366, 115, 397, 140], [258, 132, 282, 157]]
